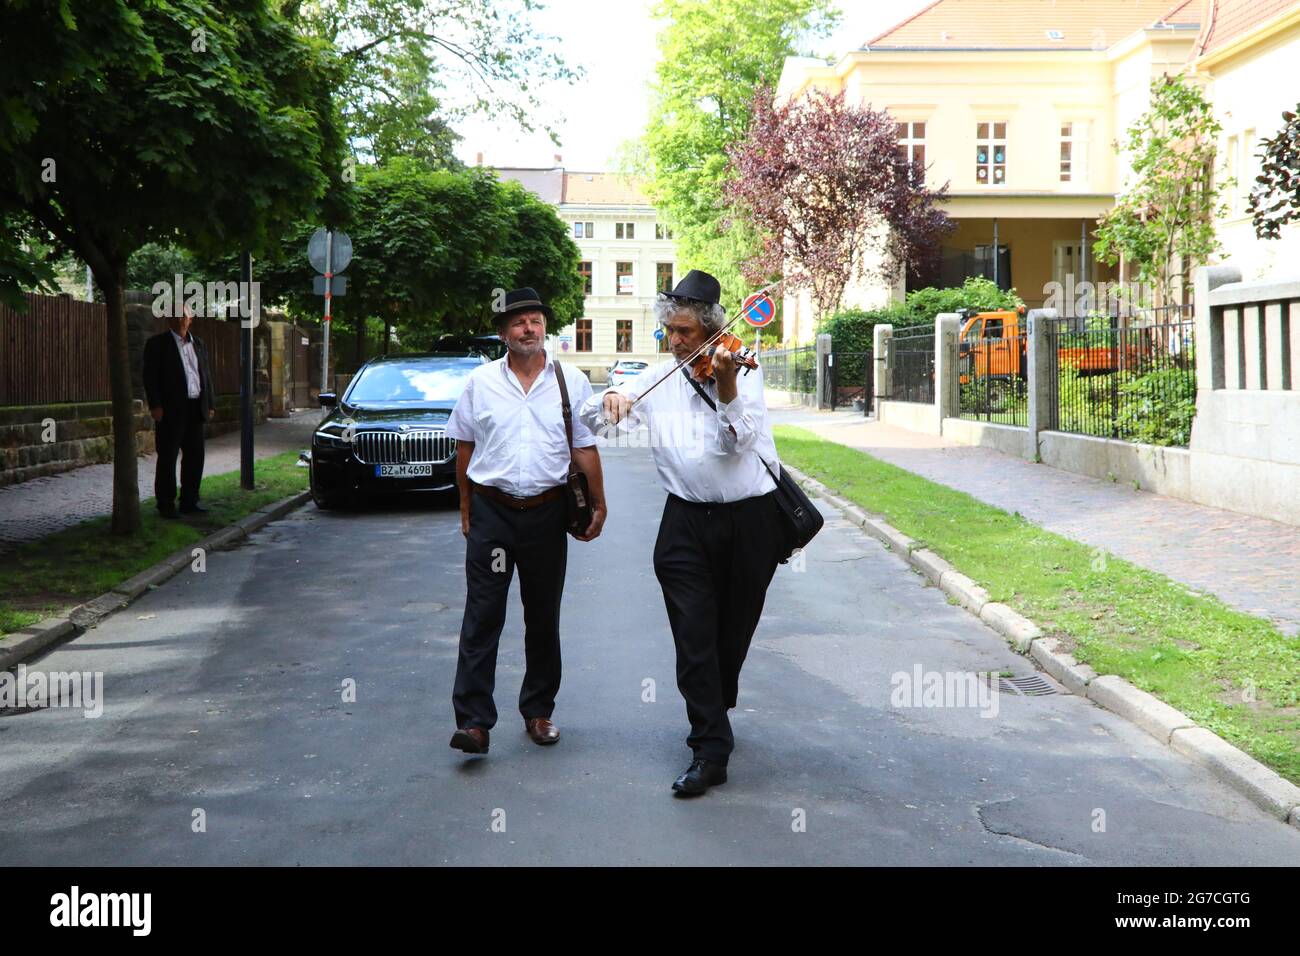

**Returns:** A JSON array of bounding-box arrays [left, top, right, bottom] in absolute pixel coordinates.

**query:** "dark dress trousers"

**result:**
[[653, 490, 784, 764], [452, 490, 567, 730], [142, 329, 215, 513]]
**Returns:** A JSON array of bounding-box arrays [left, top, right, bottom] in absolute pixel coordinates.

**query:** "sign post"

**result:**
[[308, 229, 352, 396]]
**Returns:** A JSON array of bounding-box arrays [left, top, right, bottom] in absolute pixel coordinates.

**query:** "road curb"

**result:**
[[782, 461, 1300, 827], [0, 490, 311, 671]]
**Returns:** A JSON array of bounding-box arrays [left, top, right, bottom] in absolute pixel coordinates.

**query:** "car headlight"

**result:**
[[314, 423, 354, 449]]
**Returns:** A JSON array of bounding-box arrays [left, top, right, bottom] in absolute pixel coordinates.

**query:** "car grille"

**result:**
[[353, 429, 456, 465]]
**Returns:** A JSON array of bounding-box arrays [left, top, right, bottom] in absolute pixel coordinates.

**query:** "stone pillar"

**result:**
[[1193, 265, 1240, 392], [815, 332, 832, 409], [267, 320, 288, 418], [873, 323, 892, 418], [934, 313, 961, 425], [1026, 308, 1057, 461]]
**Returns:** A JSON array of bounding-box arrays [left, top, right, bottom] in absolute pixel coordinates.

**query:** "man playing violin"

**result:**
[[579, 269, 787, 796]]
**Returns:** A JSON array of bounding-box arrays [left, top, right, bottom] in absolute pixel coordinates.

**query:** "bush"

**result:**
[[821, 277, 1023, 348]]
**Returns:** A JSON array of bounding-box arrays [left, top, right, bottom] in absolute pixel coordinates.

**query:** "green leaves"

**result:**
[[642, 0, 837, 309], [1093, 75, 1227, 307], [1248, 103, 1300, 240]]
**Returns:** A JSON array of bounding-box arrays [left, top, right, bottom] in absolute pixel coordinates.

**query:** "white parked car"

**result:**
[[607, 360, 649, 388]]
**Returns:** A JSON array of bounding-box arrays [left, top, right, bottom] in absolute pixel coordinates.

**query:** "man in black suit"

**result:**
[[142, 307, 216, 518]]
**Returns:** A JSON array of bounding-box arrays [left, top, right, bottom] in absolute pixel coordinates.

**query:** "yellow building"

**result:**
[[1190, 0, 1300, 281], [776, 0, 1206, 344]]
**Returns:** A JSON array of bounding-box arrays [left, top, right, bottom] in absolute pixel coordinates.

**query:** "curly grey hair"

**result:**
[[653, 294, 726, 335]]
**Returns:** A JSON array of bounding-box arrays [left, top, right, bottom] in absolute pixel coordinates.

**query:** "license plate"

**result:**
[[376, 464, 433, 478]]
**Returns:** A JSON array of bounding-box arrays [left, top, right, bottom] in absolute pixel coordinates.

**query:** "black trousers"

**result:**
[[154, 398, 206, 512], [653, 491, 784, 763], [452, 490, 567, 731]]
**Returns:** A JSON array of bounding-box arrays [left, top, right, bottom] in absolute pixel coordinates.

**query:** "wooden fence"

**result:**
[[1, 292, 245, 406], [0, 293, 109, 405]]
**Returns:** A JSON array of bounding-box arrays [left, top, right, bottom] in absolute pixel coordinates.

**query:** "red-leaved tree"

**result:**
[[725, 87, 954, 323]]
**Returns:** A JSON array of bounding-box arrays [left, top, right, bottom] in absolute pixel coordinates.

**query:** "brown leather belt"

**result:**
[[471, 481, 565, 510]]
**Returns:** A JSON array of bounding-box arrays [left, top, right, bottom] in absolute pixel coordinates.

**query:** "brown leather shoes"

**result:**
[[524, 717, 560, 745], [449, 727, 489, 754]]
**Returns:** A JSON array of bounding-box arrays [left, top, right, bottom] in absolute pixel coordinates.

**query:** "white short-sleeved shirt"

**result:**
[[446, 351, 597, 497], [577, 357, 779, 504]]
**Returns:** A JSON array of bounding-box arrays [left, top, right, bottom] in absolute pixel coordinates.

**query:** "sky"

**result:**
[[451, 0, 935, 172]]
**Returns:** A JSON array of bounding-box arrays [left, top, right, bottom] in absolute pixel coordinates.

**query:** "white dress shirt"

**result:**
[[171, 329, 202, 399], [578, 356, 780, 504], [446, 351, 598, 497]]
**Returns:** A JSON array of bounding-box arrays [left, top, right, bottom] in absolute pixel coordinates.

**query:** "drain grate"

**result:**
[[998, 675, 1058, 696]]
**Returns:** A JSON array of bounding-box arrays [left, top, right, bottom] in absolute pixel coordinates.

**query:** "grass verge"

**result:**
[[774, 424, 1300, 785], [0, 451, 308, 636]]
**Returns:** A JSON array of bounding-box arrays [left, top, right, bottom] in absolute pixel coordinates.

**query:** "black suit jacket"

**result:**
[[142, 329, 216, 419]]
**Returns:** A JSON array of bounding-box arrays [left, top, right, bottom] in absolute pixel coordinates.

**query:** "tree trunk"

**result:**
[[101, 266, 142, 535]]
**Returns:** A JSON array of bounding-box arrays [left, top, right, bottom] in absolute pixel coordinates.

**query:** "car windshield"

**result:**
[[347, 362, 476, 403], [618, 363, 648, 371]]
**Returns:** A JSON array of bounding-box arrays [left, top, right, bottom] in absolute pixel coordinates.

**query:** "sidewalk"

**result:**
[[768, 403, 1300, 636], [0, 408, 319, 554]]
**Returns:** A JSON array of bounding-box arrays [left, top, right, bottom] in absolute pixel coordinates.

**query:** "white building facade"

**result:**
[[494, 167, 678, 382]]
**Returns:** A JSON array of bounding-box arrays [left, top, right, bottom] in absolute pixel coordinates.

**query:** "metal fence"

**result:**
[[823, 349, 873, 414], [761, 345, 816, 394], [1045, 305, 1196, 446], [958, 325, 1029, 426], [889, 326, 935, 404]]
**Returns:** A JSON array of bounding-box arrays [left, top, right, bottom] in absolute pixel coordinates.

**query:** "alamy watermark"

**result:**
[[151, 273, 261, 327], [0, 665, 104, 718]]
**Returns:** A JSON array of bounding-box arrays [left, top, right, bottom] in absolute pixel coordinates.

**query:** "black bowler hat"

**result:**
[[663, 270, 721, 306], [494, 286, 553, 323]]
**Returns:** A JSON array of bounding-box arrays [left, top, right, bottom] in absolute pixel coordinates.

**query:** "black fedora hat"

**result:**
[[494, 286, 553, 323], [663, 270, 721, 306]]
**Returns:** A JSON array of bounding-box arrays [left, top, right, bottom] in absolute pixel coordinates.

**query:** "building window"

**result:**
[[656, 262, 674, 294], [655, 223, 675, 240], [578, 261, 592, 295], [616, 320, 633, 352], [1060, 122, 1089, 183], [895, 121, 926, 184], [573, 221, 593, 238], [975, 122, 1007, 185], [615, 261, 633, 296], [576, 319, 592, 352], [615, 222, 635, 239]]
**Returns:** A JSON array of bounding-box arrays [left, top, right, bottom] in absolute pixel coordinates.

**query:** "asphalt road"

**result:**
[[1, 443, 1298, 865]]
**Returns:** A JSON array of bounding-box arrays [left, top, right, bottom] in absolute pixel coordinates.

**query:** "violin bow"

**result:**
[[624, 278, 785, 409]]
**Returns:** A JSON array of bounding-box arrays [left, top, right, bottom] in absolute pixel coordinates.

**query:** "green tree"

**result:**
[[0, 0, 349, 534], [1248, 105, 1300, 240], [641, 0, 837, 309], [291, 0, 579, 166], [216, 159, 582, 356], [1093, 75, 1230, 308]]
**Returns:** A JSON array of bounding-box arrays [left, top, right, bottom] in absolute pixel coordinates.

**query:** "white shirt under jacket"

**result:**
[[577, 356, 780, 504], [446, 351, 597, 498]]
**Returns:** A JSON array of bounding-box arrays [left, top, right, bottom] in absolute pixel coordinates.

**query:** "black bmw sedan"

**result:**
[[308, 352, 485, 508]]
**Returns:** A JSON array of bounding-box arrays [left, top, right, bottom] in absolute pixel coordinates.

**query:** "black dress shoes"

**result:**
[[671, 758, 727, 796], [179, 503, 209, 514], [158, 509, 180, 520]]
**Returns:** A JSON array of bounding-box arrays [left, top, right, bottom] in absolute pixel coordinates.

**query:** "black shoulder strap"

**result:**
[[682, 367, 717, 410], [553, 361, 577, 462], [681, 368, 780, 490]]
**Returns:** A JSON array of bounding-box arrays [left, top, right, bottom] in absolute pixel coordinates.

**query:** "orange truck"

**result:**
[[959, 308, 1141, 385]]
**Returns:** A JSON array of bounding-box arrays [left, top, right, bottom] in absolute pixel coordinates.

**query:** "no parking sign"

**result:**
[[742, 292, 775, 327]]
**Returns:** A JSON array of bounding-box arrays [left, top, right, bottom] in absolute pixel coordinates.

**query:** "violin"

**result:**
[[689, 331, 758, 383]]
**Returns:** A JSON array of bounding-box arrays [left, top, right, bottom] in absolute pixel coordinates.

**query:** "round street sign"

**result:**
[[308, 229, 353, 274], [742, 292, 775, 327], [653, 327, 665, 340]]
